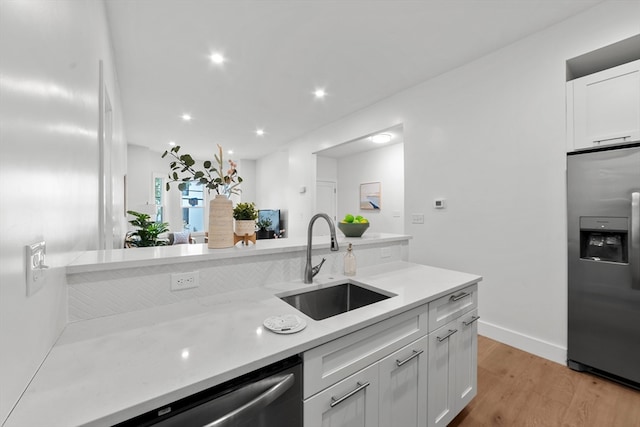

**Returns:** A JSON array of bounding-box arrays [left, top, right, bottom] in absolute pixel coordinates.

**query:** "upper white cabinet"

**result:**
[[567, 59, 640, 152]]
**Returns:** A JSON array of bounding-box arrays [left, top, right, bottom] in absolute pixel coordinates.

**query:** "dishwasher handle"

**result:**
[[204, 373, 295, 427]]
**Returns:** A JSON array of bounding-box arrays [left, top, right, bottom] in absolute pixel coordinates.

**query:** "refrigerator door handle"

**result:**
[[632, 192, 640, 290]]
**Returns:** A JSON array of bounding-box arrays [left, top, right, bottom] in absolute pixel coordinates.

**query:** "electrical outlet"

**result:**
[[171, 272, 199, 291], [381, 247, 391, 259]]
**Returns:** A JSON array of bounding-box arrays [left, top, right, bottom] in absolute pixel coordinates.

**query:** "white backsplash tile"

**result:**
[[68, 242, 405, 321]]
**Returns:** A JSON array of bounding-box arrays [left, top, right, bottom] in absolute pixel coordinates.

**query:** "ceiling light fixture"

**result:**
[[314, 88, 326, 99], [371, 133, 392, 144], [169, 141, 176, 146], [181, 113, 192, 121], [256, 129, 265, 136], [210, 52, 225, 65], [227, 150, 233, 155]]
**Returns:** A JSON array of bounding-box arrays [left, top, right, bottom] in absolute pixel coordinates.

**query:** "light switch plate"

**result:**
[[26, 241, 47, 296], [411, 213, 425, 224]]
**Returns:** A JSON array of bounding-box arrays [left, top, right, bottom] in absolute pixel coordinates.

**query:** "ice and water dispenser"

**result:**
[[580, 217, 628, 263]]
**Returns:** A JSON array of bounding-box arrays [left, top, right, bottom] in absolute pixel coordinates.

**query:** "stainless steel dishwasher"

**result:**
[[115, 355, 302, 427]]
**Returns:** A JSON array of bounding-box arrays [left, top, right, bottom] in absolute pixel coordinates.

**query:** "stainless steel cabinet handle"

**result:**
[[463, 316, 481, 326], [450, 292, 470, 301], [632, 192, 639, 290], [437, 329, 458, 342], [330, 381, 371, 408], [203, 373, 294, 427], [396, 349, 424, 367], [592, 135, 631, 145]]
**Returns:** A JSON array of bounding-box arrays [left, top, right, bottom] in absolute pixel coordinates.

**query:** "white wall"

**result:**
[[127, 144, 183, 232], [0, 0, 127, 422], [336, 143, 404, 234], [256, 149, 290, 231], [127, 146, 257, 235], [316, 155, 337, 182], [260, 1, 640, 363]]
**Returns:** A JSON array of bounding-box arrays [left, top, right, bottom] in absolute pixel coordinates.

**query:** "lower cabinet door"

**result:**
[[378, 336, 428, 427], [455, 309, 479, 409], [427, 320, 458, 427], [304, 363, 379, 427]]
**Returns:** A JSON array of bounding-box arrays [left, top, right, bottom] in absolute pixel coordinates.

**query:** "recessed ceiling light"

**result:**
[[314, 88, 326, 99], [210, 52, 225, 65], [169, 141, 176, 146], [181, 113, 192, 121], [371, 133, 392, 144], [227, 150, 233, 155], [256, 129, 265, 136]]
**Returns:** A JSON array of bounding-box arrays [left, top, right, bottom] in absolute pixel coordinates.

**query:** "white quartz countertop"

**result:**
[[67, 233, 411, 274], [6, 261, 481, 427]]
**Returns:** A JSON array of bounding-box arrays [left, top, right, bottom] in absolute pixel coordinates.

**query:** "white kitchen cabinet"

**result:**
[[304, 362, 380, 427], [427, 309, 479, 427], [454, 310, 479, 411], [567, 59, 640, 152], [378, 336, 428, 427], [303, 284, 478, 427], [303, 304, 428, 399], [305, 336, 429, 427]]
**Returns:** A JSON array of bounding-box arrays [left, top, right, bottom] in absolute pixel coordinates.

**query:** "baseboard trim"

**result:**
[[478, 320, 567, 365]]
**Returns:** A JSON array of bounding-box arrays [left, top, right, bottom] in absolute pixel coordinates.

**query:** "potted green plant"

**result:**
[[233, 202, 258, 236], [126, 210, 169, 247], [256, 217, 274, 240]]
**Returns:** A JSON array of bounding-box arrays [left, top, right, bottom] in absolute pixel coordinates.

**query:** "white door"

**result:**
[[454, 310, 479, 409], [428, 322, 458, 427], [378, 336, 428, 427], [304, 363, 379, 427], [315, 180, 337, 236]]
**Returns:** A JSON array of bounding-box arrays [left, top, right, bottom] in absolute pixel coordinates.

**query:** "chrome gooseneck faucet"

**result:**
[[304, 213, 339, 283]]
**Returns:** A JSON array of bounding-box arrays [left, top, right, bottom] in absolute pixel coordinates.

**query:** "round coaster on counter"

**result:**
[[263, 314, 306, 334]]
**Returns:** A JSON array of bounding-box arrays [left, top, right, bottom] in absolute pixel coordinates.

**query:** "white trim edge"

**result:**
[[478, 320, 567, 366]]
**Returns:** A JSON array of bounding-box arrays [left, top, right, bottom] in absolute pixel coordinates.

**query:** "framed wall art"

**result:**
[[360, 182, 381, 210]]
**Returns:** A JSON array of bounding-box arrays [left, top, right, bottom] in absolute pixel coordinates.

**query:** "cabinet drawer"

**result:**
[[304, 304, 428, 398], [428, 284, 477, 333]]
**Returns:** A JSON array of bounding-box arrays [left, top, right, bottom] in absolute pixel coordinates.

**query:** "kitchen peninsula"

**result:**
[[5, 234, 481, 426]]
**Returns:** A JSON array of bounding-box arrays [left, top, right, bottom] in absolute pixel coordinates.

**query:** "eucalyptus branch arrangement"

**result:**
[[162, 144, 242, 195]]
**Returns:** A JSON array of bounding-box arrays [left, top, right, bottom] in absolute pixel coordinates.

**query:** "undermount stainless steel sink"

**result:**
[[279, 282, 394, 321]]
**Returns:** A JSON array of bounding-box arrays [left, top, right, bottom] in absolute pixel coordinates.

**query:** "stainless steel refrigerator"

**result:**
[[567, 142, 640, 389]]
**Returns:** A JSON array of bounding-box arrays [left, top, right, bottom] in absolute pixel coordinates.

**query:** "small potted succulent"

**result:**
[[256, 217, 274, 240], [233, 202, 258, 236]]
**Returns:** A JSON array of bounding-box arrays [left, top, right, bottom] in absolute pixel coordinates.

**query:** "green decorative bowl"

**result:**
[[337, 221, 370, 237]]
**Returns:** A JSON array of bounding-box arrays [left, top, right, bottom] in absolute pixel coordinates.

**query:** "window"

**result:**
[[154, 176, 165, 223], [181, 181, 205, 232]]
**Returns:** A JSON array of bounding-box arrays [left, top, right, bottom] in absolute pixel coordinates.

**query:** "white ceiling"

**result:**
[[105, 0, 604, 161]]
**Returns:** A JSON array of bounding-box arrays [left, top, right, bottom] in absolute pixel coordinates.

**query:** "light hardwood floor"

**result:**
[[449, 336, 640, 427]]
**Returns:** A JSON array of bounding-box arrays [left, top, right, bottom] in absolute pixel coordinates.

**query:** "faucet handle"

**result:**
[[312, 257, 327, 277]]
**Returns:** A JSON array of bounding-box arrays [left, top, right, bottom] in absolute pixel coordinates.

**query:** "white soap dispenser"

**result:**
[[344, 243, 356, 276]]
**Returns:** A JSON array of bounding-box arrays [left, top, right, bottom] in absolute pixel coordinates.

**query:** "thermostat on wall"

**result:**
[[434, 198, 446, 209]]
